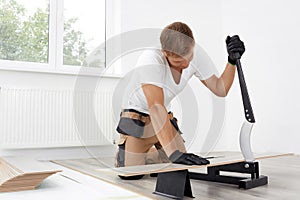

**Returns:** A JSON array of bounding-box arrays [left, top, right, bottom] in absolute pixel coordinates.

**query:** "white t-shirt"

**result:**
[[121, 47, 216, 114]]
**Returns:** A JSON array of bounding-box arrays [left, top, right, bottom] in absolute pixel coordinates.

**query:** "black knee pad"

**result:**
[[118, 175, 145, 180], [150, 173, 158, 177]]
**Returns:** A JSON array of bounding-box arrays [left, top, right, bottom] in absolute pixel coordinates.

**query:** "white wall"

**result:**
[[0, 70, 119, 92], [220, 0, 300, 154], [117, 0, 300, 154]]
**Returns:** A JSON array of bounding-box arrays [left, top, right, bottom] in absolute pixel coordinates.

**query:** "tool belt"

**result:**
[[120, 109, 150, 124], [116, 109, 181, 138]]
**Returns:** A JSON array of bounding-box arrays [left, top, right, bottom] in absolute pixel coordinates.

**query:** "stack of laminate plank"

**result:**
[[0, 156, 61, 192]]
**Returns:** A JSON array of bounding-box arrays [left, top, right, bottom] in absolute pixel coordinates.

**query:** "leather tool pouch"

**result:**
[[116, 115, 146, 138], [116, 110, 182, 138]]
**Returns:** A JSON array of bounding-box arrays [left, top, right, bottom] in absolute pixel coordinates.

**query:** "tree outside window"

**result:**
[[0, 0, 105, 69]]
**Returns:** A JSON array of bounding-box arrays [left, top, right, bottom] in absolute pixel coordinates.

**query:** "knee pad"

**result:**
[[118, 175, 145, 180]]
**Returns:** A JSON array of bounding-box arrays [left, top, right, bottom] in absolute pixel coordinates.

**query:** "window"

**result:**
[[0, 0, 49, 63], [0, 0, 106, 75], [63, 0, 105, 68]]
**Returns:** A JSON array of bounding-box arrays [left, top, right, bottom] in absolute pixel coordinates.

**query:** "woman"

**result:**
[[115, 22, 245, 179]]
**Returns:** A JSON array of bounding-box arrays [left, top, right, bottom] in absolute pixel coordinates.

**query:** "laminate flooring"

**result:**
[[53, 152, 299, 200]]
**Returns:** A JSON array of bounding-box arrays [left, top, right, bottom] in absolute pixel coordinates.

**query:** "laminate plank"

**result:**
[[53, 152, 299, 199]]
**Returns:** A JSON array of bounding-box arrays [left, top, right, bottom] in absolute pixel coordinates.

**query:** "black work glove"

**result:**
[[169, 150, 210, 165], [226, 35, 245, 65]]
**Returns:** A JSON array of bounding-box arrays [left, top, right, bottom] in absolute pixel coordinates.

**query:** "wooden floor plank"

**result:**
[[52, 152, 298, 200], [99, 152, 293, 177]]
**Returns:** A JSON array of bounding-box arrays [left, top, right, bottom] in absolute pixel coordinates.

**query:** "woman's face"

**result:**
[[164, 49, 194, 70]]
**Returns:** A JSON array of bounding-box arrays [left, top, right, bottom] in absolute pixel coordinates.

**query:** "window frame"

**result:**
[[0, 0, 110, 77]]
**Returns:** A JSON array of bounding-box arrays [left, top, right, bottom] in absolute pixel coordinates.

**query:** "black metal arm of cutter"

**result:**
[[235, 53, 255, 123]]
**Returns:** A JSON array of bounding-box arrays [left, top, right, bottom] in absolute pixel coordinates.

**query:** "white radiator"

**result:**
[[0, 88, 116, 148]]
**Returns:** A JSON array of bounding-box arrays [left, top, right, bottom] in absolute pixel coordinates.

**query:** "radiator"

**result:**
[[0, 88, 116, 148]]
